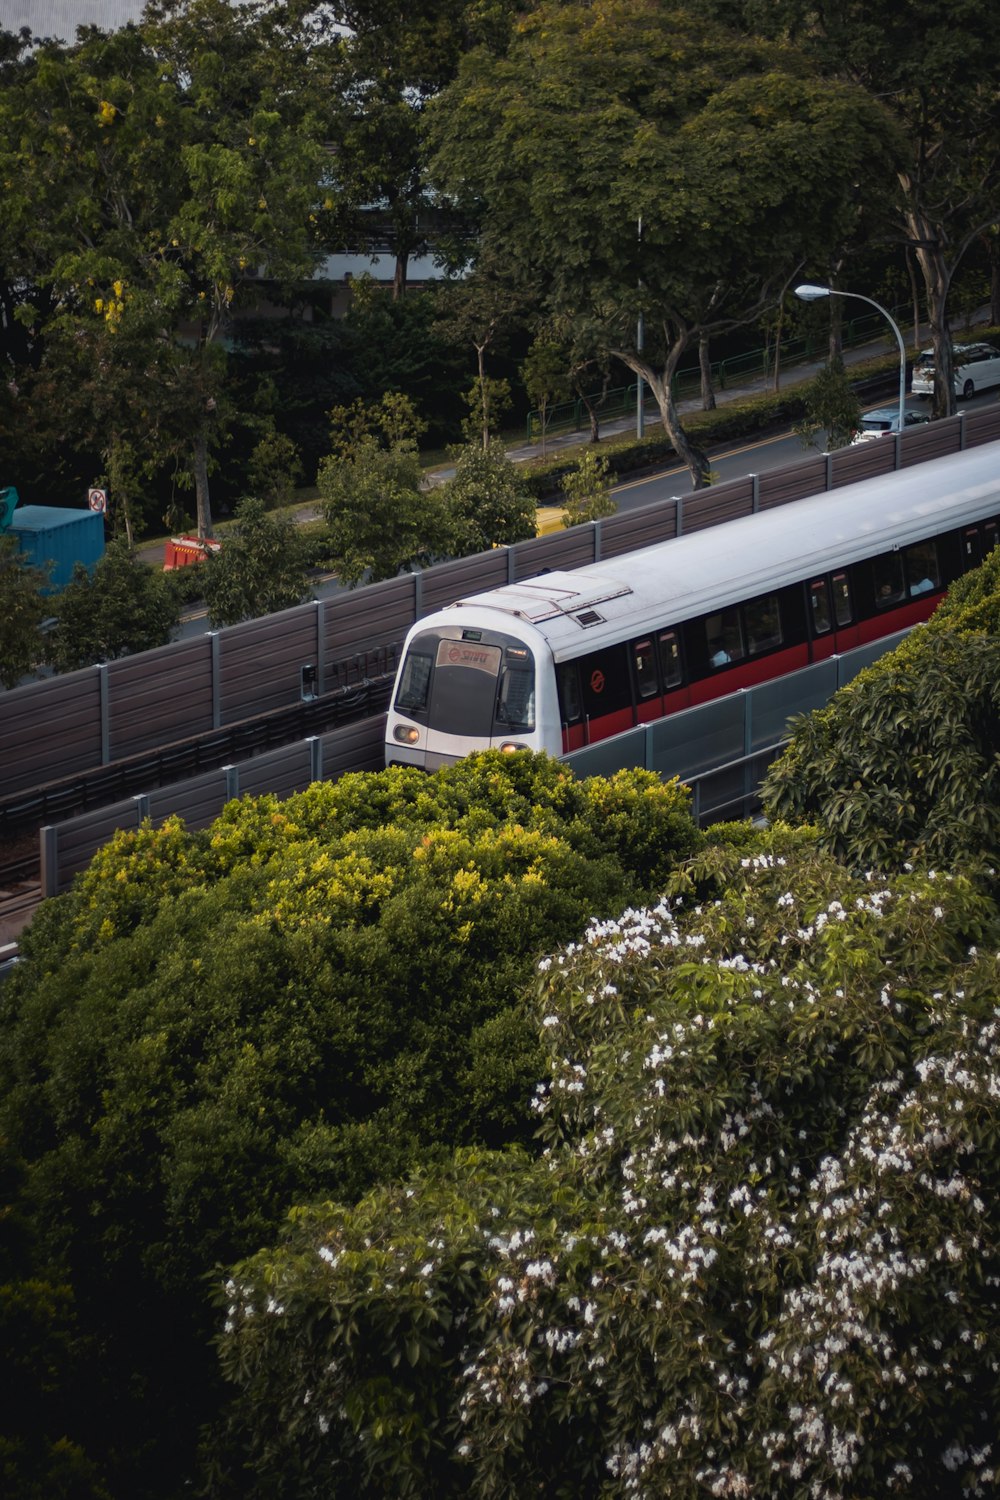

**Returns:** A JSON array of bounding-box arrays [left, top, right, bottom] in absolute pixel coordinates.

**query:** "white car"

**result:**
[[911, 341, 1000, 400], [850, 406, 931, 444]]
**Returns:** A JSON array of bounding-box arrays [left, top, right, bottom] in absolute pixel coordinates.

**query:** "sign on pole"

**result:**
[[88, 488, 107, 513]]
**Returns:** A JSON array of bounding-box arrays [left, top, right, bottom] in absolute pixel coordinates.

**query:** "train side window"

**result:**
[[631, 639, 659, 699], [832, 571, 853, 626], [872, 553, 905, 607], [704, 607, 744, 667], [904, 540, 940, 597], [557, 661, 582, 725], [657, 629, 682, 688], [809, 579, 832, 634], [395, 651, 433, 712], [986, 521, 999, 553], [745, 593, 783, 655]]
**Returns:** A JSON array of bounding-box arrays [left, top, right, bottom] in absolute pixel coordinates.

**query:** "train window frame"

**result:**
[[557, 660, 583, 726], [394, 649, 434, 714], [704, 607, 745, 668], [744, 592, 783, 656], [872, 552, 906, 608], [631, 638, 659, 699], [657, 628, 683, 689], [809, 578, 832, 635], [495, 663, 536, 732], [904, 539, 940, 598], [832, 571, 853, 626]]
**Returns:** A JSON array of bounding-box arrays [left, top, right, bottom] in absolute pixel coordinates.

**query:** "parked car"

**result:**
[[911, 341, 1000, 400], [850, 406, 932, 444]]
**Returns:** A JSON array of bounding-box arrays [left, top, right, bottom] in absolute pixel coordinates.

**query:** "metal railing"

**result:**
[[526, 305, 915, 441]]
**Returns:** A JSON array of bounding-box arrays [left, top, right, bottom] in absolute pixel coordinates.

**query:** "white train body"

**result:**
[[385, 442, 1000, 770]]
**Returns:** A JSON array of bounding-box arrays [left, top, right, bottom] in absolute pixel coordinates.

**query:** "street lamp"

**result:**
[[794, 283, 907, 441]]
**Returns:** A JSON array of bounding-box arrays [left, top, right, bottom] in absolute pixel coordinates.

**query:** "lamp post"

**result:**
[[636, 216, 645, 439], [794, 283, 907, 439]]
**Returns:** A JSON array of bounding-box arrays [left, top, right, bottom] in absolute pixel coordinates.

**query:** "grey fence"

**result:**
[[5, 407, 1000, 811], [40, 714, 387, 896], [564, 631, 910, 816]]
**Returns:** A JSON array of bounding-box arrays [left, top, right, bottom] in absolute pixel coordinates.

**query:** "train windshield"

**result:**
[[394, 631, 535, 738]]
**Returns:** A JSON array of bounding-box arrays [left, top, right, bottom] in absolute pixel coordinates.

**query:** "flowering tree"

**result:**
[[0, 753, 697, 1496], [218, 833, 1000, 1498]]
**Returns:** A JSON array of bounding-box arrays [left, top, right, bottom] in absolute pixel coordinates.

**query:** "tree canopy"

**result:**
[[0, 753, 697, 1496], [217, 830, 1000, 1497], [426, 0, 902, 486]]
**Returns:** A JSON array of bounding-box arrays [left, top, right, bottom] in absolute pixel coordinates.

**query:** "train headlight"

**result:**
[[499, 741, 528, 754], [394, 724, 421, 744]]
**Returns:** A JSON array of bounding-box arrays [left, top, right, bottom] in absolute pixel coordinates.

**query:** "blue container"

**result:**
[[9, 506, 105, 593]]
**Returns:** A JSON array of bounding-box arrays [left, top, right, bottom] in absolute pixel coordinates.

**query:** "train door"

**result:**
[[808, 569, 859, 658]]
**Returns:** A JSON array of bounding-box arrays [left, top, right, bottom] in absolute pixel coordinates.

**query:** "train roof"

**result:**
[[435, 441, 1000, 660]]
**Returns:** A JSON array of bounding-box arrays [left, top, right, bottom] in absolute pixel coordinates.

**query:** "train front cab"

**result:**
[[554, 515, 999, 753], [386, 622, 551, 769]]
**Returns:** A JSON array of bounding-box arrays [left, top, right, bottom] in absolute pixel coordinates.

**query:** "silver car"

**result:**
[[850, 406, 931, 444]]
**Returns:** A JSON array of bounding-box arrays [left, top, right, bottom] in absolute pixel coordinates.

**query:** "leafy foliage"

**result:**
[[0, 754, 698, 1495], [763, 551, 1000, 868], [560, 448, 617, 527], [794, 357, 862, 451], [45, 538, 179, 671], [441, 438, 537, 554], [202, 496, 311, 627], [0, 533, 46, 689], [218, 834, 1000, 1498]]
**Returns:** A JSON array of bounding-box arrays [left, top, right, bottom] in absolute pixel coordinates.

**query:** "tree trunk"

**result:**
[[392, 249, 408, 301], [617, 349, 710, 488], [699, 331, 716, 410], [193, 429, 213, 539], [906, 246, 922, 350], [900, 186, 955, 418]]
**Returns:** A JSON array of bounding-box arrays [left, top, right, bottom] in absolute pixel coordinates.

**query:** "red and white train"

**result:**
[[385, 441, 1000, 770]]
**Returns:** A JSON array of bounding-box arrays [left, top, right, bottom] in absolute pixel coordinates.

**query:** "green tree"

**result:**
[[45, 537, 179, 671], [0, 533, 47, 689], [202, 497, 311, 627], [520, 335, 569, 458], [217, 832, 1000, 1498], [794, 355, 861, 451], [426, 0, 901, 488], [560, 447, 617, 528], [319, 393, 449, 583], [0, 1, 333, 537], [442, 437, 537, 554], [0, 754, 698, 1495], [782, 0, 1000, 418]]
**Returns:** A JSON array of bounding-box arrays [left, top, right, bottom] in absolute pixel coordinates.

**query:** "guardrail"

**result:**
[[525, 303, 919, 441]]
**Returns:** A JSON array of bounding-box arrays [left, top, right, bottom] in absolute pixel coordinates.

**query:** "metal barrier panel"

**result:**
[[600, 499, 680, 557], [0, 669, 105, 793], [513, 526, 597, 577], [219, 604, 321, 720], [746, 659, 840, 749], [108, 636, 215, 757], [419, 551, 510, 615], [758, 452, 832, 507], [323, 576, 415, 661], [232, 742, 314, 801], [678, 476, 758, 534], [42, 797, 142, 895], [147, 769, 231, 832], [319, 715, 387, 777], [647, 695, 747, 780]]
